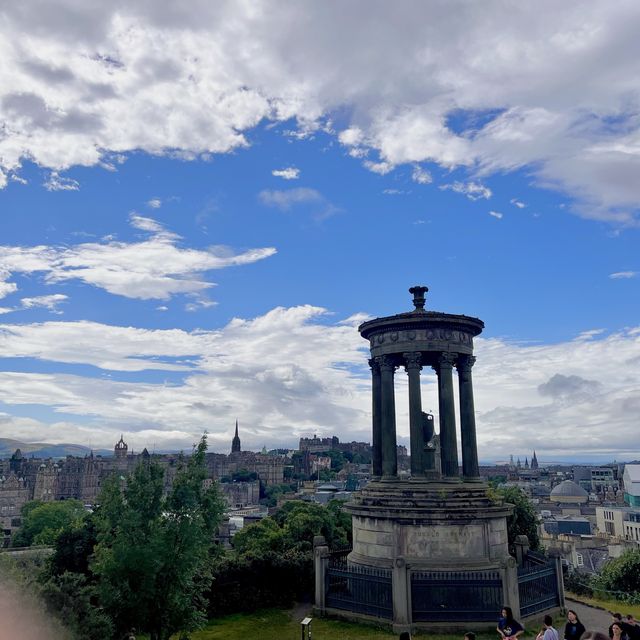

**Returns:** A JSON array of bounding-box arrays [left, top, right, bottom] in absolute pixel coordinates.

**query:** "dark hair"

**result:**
[[465, 633, 477, 640], [544, 615, 553, 626], [502, 606, 514, 621], [613, 614, 623, 621], [399, 633, 411, 640], [568, 610, 582, 624], [627, 615, 635, 621], [612, 622, 624, 634], [580, 632, 609, 640]]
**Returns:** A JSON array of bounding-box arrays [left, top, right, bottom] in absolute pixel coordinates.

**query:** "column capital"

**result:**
[[369, 357, 381, 374], [376, 354, 396, 372], [436, 351, 457, 370], [403, 351, 422, 371], [456, 354, 477, 375]]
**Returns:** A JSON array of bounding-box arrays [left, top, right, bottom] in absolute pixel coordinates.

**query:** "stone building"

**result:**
[[33, 462, 59, 502], [0, 423, 284, 538], [0, 474, 30, 542]]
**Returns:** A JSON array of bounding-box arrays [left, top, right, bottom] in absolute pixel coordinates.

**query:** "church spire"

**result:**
[[531, 450, 539, 470], [231, 419, 241, 453]]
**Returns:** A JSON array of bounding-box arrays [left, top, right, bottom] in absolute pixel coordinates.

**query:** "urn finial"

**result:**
[[409, 285, 428, 312]]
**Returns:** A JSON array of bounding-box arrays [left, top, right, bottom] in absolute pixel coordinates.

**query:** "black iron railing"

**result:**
[[411, 569, 503, 622], [325, 549, 392, 619], [518, 553, 559, 617]]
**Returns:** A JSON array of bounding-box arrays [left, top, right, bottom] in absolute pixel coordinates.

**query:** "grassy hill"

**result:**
[[0, 438, 112, 459]]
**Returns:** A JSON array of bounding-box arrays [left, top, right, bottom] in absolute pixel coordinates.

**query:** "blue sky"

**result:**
[[0, 1, 639, 462]]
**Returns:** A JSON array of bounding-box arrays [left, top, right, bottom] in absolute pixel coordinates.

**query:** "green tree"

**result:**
[[597, 548, 640, 595], [233, 499, 351, 556], [493, 486, 540, 551], [231, 468, 258, 482], [92, 435, 225, 640], [40, 571, 114, 640], [12, 499, 85, 547]]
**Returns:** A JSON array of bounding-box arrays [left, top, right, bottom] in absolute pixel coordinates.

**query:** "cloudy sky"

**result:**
[[0, 1, 639, 463]]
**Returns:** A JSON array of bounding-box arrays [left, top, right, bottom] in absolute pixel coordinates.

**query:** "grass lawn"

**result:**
[[177, 608, 541, 640], [567, 592, 640, 618]]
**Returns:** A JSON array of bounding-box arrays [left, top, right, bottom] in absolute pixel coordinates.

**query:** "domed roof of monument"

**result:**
[[550, 480, 589, 503], [358, 285, 484, 338]]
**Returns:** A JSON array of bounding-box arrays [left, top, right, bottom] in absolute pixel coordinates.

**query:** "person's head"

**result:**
[[580, 632, 610, 640], [502, 606, 514, 621], [627, 615, 637, 624], [612, 613, 623, 622], [544, 615, 553, 627], [611, 623, 624, 636], [465, 633, 476, 640], [399, 632, 411, 640], [568, 610, 580, 624]]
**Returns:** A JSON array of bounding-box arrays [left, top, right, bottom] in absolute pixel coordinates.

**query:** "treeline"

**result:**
[[564, 549, 640, 605], [8, 434, 352, 640]]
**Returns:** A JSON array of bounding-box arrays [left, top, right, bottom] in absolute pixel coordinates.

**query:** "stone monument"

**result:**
[[316, 287, 562, 632], [348, 285, 511, 567]]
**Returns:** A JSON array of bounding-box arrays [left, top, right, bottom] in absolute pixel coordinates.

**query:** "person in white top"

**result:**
[[537, 615, 560, 640]]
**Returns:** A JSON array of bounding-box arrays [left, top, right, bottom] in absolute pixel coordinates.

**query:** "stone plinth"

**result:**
[[345, 480, 512, 570]]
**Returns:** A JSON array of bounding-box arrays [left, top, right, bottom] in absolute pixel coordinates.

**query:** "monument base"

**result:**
[[345, 479, 512, 570]]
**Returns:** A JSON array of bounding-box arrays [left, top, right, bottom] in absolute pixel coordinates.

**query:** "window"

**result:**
[[576, 553, 584, 567]]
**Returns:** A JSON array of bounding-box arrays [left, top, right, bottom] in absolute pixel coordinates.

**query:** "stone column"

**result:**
[[436, 352, 459, 479], [404, 351, 424, 478], [313, 535, 329, 615], [378, 355, 398, 479], [457, 355, 480, 480], [392, 557, 411, 634], [500, 556, 521, 621], [369, 358, 382, 480]]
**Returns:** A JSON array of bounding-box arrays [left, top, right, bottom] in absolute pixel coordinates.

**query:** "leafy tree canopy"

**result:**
[[598, 548, 640, 594], [12, 499, 85, 547], [92, 434, 225, 640], [232, 499, 351, 556], [492, 486, 540, 551]]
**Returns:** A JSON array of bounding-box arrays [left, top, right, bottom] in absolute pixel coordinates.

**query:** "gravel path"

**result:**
[[566, 598, 612, 636]]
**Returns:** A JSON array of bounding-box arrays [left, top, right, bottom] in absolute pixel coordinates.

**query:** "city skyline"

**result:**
[[0, 3, 639, 461]]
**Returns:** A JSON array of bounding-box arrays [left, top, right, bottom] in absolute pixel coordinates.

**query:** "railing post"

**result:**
[[500, 556, 521, 621], [392, 557, 411, 634], [514, 535, 530, 567], [548, 549, 566, 612], [314, 535, 329, 615]]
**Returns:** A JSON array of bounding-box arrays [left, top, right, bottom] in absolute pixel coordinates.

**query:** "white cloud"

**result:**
[[43, 172, 79, 192], [0, 320, 206, 372], [609, 271, 637, 279], [0, 280, 17, 300], [440, 181, 492, 201], [20, 294, 68, 313], [1, 4, 640, 220], [0, 216, 276, 301], [411, 165, 432, 184], [272, 167, 300, 180], [363, 160, 393, 175], [0, 302, 638, 458], [258, 187, 323, 211], [147, 198, 162, 208], [489, 210, 503, 219], [511, 198, 526, 209]]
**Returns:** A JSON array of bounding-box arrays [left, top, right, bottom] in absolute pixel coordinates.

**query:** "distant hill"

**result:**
[[0, 438, 112, 459]]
